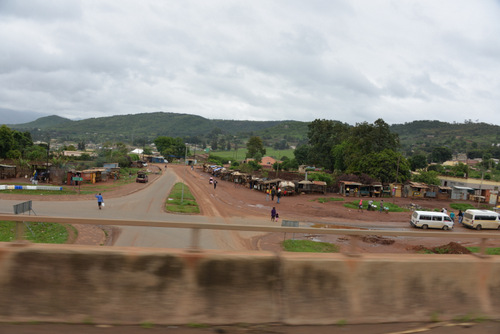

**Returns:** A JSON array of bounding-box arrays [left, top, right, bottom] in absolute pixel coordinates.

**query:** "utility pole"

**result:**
[[181, 144, 188, 204]]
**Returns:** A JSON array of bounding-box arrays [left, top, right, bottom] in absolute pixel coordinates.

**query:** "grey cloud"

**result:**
[[0, 0, 82, 20]]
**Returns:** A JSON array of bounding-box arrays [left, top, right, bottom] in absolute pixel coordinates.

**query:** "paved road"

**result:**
[[0, 167, 264, 250]]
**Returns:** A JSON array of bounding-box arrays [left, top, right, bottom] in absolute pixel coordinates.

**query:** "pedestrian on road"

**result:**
[[458, 210, 464, 224], [379, 200, 384, 213], [450, 211, 455, 222], [358, 199, 363, 212], [271, 207, 276, 222], [95, 193, 104, 210], [266, 188, 270, 201], [271, 187, 276, 201], [277, 188, 282, 204], [213, 180, 217, 189]]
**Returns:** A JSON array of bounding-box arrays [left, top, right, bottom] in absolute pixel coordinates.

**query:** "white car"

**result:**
[[410, 211, 454, 230]]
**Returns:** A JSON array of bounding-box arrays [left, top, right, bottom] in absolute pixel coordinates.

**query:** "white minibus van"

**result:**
[[410, 211, 454, 230], [462, 209, 500, 230]]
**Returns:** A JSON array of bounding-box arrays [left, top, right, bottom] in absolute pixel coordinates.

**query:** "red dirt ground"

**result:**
[[0, 164, 493, 253]]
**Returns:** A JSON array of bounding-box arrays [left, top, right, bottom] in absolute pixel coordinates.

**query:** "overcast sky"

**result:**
[[1, 1, 500, 125]]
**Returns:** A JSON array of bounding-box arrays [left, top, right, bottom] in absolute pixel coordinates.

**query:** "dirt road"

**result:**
[[0, 164, 495, 252]]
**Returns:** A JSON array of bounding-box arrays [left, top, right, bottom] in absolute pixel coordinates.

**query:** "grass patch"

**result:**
[[0, 221, 69, 243], [467, 247, 500, 255], [165, 182, 200, 214], [449, 203, 475, 211], [187, 323, 209, 328], [454, 313, 489, 322], [0, 188, 95, 196], [210, 147, 295, 161], [344, 200, 407, 212], [314, 197, 344, 203], [140, 322, 154, 329], [282, 239, 339, 253]]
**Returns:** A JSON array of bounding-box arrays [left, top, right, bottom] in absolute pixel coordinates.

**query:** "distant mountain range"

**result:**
[[0, 108, 49, 124], [4, 111, 500, 155], [6, 111, 309, 144]]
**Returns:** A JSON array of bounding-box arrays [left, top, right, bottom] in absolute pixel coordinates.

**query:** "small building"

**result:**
[[297, 180, 314, 194], [338, 181, 362, 197], [427, 185, 452, 200], [403, 182, 429, 198], [388, 183, 403, 198], [260, 156, 279, 169], [451, 186, 475, 200], [151, 156, 166, 163], [311, 181, 327, 194], [0, 164, 16, 179], [260, 179, 282, 191]]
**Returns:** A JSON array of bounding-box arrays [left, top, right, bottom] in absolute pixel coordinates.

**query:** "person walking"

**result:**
[[458, 210, 464, 224], [213, 180, 217, 189], [277, 189, 282, 204], [450, 211, 455, 223], [95, 193, 104, 210], [358, 199, 363, 212], [379, 199, 384, 213], [271, 207, 277, 222], [271, 187, 276, 201], [266, 188, 270, 201]]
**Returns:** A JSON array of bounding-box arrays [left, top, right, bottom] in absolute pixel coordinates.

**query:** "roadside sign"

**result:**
[[72, 177, 83, 181]]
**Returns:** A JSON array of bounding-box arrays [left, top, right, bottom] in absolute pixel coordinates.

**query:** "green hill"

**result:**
[[9, 112, 500, 157], [390, 120, 500, 155], [9, 115, 73, 129]]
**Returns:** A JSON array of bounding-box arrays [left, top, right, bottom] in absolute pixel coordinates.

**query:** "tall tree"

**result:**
[[430, 147, 452, 163], [409, 154, 428, 171], [246, 136, 266, 159], [356, 150, 411, 183], [154, 136, 187, 157], [0, 125, 15, 158], [307, 119, 350, 170]]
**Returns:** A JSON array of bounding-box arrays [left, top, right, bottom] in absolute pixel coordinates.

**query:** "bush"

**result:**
[[307, 172, 334, 186]]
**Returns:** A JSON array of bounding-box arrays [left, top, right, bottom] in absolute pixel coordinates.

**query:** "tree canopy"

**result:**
[[295, 118, 409, 184], [0, 125, 33, 159], [246, 136, 266, 159], [154, 136, 187, 158]]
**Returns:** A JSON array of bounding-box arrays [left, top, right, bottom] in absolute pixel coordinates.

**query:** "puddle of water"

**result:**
[[248, 204, 266, 208], [309, 223, 363, 230]]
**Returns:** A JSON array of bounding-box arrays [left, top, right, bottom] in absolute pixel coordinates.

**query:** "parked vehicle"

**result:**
[[410, 211, 454, 230], [462, 209, 500, 230], [136, 172, 148, 183]]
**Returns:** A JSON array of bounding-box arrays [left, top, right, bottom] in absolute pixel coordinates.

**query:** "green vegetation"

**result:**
[[282, 239, 340, 253], [344, 201, 407, 212], [314, 197, 344, 203], [7, 113, 500, 185], [140, 322, 154, 329], [210, 147, 295, 162], [449, 203, 475, 211], [336, 319, 348, 326], [187, 323, 209, 328], [165, 182, 200, 214], [0, 221, 69, 243], [467, 247, 500, 255], [453, 314, 489, 322], [0, 188, 93, 196]]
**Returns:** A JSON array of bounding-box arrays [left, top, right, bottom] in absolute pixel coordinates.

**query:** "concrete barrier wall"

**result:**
[[0, 243, 499, 325]]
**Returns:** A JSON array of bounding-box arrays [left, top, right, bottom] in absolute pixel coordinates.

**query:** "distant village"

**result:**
[[1, 139, 499, 209]]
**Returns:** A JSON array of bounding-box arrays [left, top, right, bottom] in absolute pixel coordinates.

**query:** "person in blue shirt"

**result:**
[[95, 193, 104, 210], [450, 211, 455, 222]]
